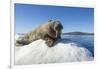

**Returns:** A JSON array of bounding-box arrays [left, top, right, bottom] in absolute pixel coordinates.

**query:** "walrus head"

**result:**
[[53, 21, 63, 39], [46, 20, 63, 40]]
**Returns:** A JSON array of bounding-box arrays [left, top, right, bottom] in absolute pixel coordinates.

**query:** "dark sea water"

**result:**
[[61, 35, 94, 57]]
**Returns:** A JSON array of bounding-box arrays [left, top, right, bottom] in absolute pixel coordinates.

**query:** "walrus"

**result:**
[[16, 20, 63, 47]]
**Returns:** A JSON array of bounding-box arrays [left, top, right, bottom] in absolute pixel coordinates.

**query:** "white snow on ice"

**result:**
[[15, 35, 93, 65]]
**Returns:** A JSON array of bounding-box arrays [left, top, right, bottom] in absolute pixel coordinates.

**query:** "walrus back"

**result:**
[[16, 29, 39, 46]]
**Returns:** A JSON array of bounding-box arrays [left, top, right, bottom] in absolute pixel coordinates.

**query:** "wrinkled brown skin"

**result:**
[[16, 20, 63, 47]]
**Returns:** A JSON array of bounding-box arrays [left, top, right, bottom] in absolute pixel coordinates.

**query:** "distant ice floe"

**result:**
[[15, 35, 93, 65]]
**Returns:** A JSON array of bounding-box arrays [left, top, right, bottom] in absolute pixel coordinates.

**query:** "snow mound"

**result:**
[[15, 39, 93, 65]]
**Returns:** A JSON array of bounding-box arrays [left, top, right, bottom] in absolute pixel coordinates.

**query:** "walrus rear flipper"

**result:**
[[16, 39, 31, 46]]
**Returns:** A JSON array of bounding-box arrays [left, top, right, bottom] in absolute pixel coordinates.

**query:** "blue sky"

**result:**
[[15, 3, 94, 34]]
